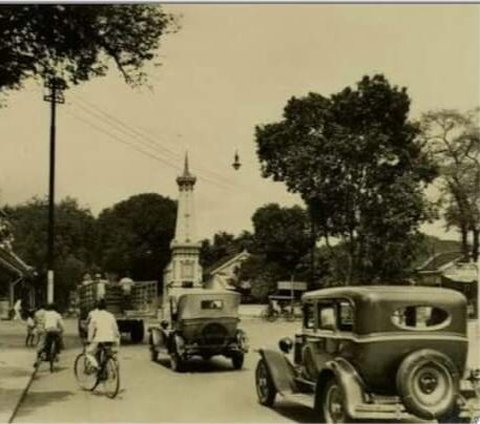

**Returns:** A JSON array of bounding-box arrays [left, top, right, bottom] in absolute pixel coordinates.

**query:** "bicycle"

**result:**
[[74, 342, 120, 399], [35, 332, 60, 373], [261, 305, 296, 322]]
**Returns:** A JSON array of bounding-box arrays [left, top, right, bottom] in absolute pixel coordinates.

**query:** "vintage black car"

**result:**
[[148, 288, 248, 372], [255, 286, 480, 423]]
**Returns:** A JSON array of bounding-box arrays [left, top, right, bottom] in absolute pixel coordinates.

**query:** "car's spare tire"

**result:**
[[201, 322, 228, 346], [396, 349, 460, 420]]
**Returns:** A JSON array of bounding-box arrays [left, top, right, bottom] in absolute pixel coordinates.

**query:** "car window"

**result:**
[[201, 300, 224, 310], [391, 305, 450, 330], [318, 303, 336, 331], [303, 303, 315, 330], [337, 301, 354, 332]]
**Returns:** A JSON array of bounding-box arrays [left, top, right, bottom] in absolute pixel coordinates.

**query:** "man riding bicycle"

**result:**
[[35, 303, 64, 366], [86, 299, 120, 369]]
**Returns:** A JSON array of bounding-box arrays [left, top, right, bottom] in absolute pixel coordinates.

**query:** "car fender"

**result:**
[[258, 348, 298, 395], [315, 357, 366, 418]]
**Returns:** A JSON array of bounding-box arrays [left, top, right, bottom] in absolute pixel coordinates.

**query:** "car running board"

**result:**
[[278, 391, 315, 409]]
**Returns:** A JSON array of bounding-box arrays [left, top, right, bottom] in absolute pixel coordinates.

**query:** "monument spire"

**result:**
[[163, 154, 202, 293]]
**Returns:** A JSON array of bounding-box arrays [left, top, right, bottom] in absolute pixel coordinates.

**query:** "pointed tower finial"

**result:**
[[177, 151, 196, 187], [184, 152, 189, 176]]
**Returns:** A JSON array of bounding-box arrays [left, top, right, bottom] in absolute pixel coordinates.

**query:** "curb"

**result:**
[[7, 364, 38, 423]]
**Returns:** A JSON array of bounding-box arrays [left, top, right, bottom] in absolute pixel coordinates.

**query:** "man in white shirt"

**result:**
[[119, 275, 134, 310], [86, 299, 120, 369], [36, 304, 64, 364]]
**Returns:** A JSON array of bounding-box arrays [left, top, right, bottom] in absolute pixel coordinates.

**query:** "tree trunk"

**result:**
[[472, 228, 479, 262], [461, 223, 469, 260]]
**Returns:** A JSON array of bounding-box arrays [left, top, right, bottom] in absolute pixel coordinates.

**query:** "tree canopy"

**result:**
[[420, 108, 480, 260], [95, 193, 177, 282], [251, 203, 311, 272], [255, 75, 437, 284], [0, 4, 176, 95], [4, 197, 96, 307]]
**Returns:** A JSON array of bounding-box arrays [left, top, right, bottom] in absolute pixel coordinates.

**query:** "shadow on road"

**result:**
[[14, 390, 74, 418], [270, 400, 318, 423], [153, 355, 246, 374]]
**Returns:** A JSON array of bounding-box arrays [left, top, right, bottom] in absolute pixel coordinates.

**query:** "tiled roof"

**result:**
[[0, 247, 32, 277], [416, 251, 465, 272], [204, 250, 250, 276]]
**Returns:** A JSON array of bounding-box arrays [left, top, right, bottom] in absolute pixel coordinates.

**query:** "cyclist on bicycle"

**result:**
[[86, 299, 120, 369], [35, 303, 64, 365]]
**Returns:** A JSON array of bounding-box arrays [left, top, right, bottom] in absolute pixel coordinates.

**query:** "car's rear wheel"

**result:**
[[319, 377, 351, 424], [232, 352, 244, 370], [255, 359, 276, 407], [396, 349, 459, 420]]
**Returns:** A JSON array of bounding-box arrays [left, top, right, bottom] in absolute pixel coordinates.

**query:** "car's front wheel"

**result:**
[[169, 342, 185, 372], [232, 352, 244, 370], [255, 359, 276, 407], [319, 377, 351, 424]]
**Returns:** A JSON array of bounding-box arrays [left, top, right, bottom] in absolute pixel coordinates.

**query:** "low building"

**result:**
[[415, 251, 478, 317], [204, 249, 251, 292]]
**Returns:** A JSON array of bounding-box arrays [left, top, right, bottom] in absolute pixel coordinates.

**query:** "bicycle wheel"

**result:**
[[74, 353, 98, 391], [49, 339, 57, 373], [103, 357, 120, 399]]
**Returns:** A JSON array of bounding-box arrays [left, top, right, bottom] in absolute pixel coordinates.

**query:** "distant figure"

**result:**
[[94, 274, 106, 299], [25, 311, 36, 347], [13, 299, 22, 321], [34, 304, 46, 350], [120, 274, 134, 311], [82, 273, 92, 286]]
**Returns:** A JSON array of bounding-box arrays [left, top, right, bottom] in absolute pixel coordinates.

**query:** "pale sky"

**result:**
[[0, 4, 479, 241]]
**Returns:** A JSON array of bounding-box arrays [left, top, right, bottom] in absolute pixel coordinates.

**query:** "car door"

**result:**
[[300, 299, 337, 380]]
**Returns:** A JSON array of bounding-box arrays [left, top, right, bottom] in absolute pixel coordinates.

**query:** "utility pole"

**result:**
[[43, 77, 66, 304]]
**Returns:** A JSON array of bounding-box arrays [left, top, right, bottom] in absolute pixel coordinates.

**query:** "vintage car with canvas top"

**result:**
[[148, 288, 248, 372], [255, 286, 480, 423]]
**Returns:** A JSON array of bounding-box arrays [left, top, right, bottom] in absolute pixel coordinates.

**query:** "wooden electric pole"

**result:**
[[43, 77, 65, 304]]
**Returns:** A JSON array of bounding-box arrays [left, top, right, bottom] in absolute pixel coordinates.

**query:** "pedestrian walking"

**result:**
[[13, 299, 22, 320], [25, 311, 36, 347]]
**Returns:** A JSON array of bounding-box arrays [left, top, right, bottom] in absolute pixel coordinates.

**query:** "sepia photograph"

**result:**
[[0, 3, 479, 423]]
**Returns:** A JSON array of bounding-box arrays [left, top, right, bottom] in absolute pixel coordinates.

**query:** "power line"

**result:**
[[64, 107, 231, 191], [75, 95, 234, 183]]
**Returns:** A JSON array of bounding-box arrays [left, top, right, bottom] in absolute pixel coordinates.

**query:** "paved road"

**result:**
[[14, 319, 315, 423], [12, 319, 480, 423]]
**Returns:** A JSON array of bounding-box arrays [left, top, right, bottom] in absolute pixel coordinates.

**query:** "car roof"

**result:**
[[302, 285, 466, 304]]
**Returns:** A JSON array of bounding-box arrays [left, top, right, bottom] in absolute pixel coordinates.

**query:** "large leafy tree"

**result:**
[[4, 197, 96, 307], [256, 75, 437, 284], [420, 109, 480, 260], [96, 193, 177, 283], [252, 203, 311, 275], [0, 4, 176, 95]]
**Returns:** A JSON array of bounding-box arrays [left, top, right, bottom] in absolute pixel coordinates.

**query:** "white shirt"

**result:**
[[34, 309, 46, 330], [44, 310, 63, 332], [120, 277, 134, 293], [88, 310, 120, 343]]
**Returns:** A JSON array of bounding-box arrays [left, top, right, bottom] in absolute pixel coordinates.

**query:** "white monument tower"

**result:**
[[163, 154, 203, 293]]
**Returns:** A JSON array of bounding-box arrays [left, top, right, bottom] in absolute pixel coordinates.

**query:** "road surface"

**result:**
[[12, 319, 479, 423], [14, 319, 315, 423]]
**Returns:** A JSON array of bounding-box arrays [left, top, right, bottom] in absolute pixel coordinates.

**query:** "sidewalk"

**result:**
[[0, 321, 37, 423]]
